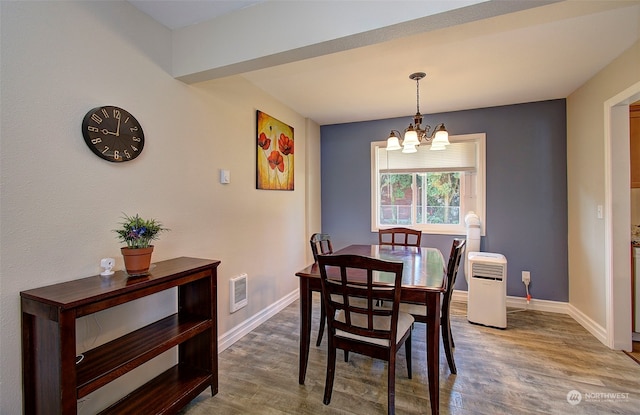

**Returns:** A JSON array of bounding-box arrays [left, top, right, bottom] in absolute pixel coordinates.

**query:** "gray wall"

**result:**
[[320, 99, 568, 301]]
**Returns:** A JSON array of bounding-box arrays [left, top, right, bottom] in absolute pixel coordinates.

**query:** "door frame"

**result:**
[[605, 81, 640, 350]]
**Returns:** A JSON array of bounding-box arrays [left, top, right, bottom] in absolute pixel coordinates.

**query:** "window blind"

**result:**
[[377, 141, 477, 173]]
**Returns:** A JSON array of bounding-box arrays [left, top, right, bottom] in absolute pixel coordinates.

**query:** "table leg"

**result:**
[[299, 278, 312, 384], [426, 292, 440, 415]]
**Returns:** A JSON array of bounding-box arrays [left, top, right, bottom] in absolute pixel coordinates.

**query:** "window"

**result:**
[[371, 133, 486, 235]]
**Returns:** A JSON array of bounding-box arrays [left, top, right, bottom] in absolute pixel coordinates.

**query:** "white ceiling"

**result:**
[[129, 0, 265, 30], [130, 1, 640, 126]]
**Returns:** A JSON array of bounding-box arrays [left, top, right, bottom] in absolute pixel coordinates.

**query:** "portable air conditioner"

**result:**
[[467, 252, 507, 329]]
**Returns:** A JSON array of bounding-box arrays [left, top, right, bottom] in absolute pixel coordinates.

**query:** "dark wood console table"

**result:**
[[21, 256, 220, 415]]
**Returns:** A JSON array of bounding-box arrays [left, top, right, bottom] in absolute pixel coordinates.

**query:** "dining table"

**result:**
[[295, 244, 447, 415]]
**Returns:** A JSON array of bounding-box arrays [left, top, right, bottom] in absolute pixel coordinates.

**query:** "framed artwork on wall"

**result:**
[[256, 110, 294, 190]]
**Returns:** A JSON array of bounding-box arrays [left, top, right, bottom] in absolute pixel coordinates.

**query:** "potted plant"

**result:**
[[114, 213, 169, 275]]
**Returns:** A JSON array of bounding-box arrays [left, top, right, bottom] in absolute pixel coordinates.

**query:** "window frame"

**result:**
[[370, 133, 486, 236]]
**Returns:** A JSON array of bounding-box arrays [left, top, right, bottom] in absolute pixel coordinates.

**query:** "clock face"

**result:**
[[82, 106, 144, 162]]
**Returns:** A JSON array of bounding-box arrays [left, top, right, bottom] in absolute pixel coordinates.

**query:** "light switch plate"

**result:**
[[220, 169, 230, 184]]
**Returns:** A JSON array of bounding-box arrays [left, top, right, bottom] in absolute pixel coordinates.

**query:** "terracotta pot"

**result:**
[[121, 246, 154, 275]]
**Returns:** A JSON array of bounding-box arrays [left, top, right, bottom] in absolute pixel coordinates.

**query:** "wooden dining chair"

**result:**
[[317, 254, 413, 415], [378, 227, 422, 247], [310, 233, 368, 356], [376, 228, 422, 309], [310, 233, 333, 262], [399, 238, 466, 374], [310, 233, 334, 346]]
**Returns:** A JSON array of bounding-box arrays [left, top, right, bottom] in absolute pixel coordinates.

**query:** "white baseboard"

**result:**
[[218, 289, 610, 353], [452, 289, 608, 346], [567, 303, 608, 346], [218, 289, 299, 352], [451, 290, 469, 305], [452, 290, 570, 314]]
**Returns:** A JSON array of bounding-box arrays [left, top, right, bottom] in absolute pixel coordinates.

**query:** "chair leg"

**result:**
[[441, 318, 457, 374], [387, 353, 396, 415], [449, 323, 455, 349], [316, 295, 326, 347], [323, 340, 337, 405], [404, 329, 412, 379]]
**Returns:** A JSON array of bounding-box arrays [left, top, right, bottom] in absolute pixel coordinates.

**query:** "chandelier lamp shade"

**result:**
[[386, 72, 450, 152]]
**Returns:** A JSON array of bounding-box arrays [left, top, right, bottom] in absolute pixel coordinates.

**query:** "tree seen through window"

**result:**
[[380, 172, 460, 226]]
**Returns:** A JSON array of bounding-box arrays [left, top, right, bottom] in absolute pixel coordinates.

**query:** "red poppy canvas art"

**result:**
[[256, 110, 294, 190]]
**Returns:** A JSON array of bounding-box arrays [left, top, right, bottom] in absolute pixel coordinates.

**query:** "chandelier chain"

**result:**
[[415, 77, 420, 115]]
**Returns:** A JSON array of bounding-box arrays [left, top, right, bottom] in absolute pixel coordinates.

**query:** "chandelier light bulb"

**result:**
[[431, 124, 450, 146], [403, 129, 420, 146], [402, 143, 417, 153], [386, 135, 401, 151]]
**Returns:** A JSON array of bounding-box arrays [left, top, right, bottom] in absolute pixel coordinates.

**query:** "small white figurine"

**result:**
[[100, 257, 115, 276]]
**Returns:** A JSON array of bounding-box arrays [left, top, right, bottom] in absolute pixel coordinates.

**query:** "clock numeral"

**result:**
[[101, 146, 109, 154], [101, 108, 109, 118], [123, 116, 130, 124], [91, 114, 103, 124], [130, 145, 139, 152], [124, 150, 131, 159], [132, 136, 141, 142], [113, 109, 121, 119], [91, 138, 102, 145], [130, 126, 138, 132], [88, 126, 99, 133], [113, 150, 121, 160]]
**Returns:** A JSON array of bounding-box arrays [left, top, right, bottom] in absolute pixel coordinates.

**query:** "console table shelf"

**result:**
[[99, 365, 211, 415], [21, 256, 220, 415], [76, 313, 212, 397]]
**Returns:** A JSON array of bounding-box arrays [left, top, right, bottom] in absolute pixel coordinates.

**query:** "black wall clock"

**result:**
[[82, 106, 145, 162]]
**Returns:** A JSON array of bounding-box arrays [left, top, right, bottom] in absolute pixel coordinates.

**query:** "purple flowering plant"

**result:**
[[114, 213, 169, 249]]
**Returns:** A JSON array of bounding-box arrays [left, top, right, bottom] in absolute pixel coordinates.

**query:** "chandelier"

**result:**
[[385, 72, 450, 153]]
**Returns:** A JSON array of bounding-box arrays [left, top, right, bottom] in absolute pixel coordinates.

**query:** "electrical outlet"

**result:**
[[522, 271, 531, 285]]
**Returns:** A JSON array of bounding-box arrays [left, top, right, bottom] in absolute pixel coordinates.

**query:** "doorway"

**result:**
[[631, 102, 640, 342], [606, 81, 640, 351]]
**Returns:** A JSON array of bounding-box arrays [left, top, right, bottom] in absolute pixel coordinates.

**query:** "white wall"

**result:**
[[567, 40, 640, 330], [0, 2, 319, 413]]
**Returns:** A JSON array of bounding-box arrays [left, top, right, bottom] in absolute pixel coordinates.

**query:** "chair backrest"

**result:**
[[317, 254, 404, 346], [378, 227, 422, 247], [442, 238, 466, 310], [310, 233, 333, 262]]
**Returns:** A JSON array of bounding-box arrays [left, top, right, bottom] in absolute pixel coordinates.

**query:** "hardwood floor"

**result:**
[[624, 341, 640, 365], [178, 295, 640, 414]]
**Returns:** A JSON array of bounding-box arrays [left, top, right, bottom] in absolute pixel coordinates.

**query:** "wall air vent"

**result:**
[[230, 273, 248, 313]]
